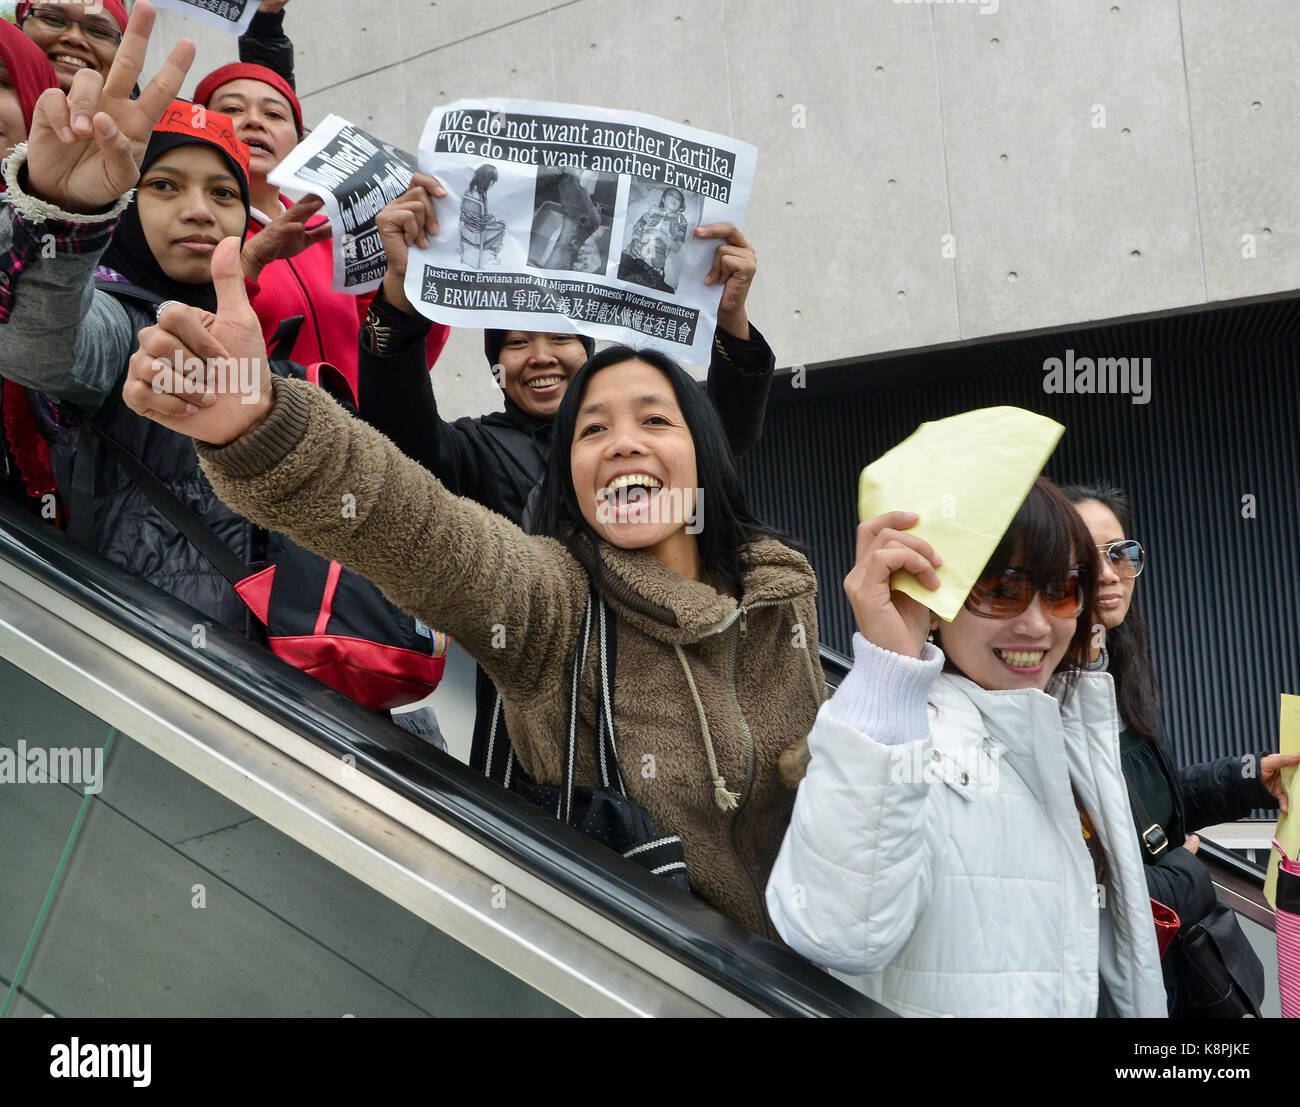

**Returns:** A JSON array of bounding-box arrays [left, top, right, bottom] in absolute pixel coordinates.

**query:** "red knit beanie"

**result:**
[[194, 62, 303, 138], [153, 98, 252, 181], [15, 2, 129, 33]]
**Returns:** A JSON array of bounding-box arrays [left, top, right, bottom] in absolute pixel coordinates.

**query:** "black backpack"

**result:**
[[66, 280, 447, 712]]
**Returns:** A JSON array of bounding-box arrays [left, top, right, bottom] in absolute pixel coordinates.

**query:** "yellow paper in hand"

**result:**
[[858, 407, 1064, 622], [1264, 693, 1300, 909]]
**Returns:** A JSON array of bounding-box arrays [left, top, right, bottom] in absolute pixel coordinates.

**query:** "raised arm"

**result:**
[[238, 1, 296, 88], [0, 0, 193, 408], [696, 224, 773, 458], [1177, 750, 1292, 831], [355, 173, 487, 497], [0, 203, 134, 410], [122, 238, 588, 703], [767, 514, 947, 973]]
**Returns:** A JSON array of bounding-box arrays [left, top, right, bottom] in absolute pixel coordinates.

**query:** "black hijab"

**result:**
[[100, 126, 252, 313]]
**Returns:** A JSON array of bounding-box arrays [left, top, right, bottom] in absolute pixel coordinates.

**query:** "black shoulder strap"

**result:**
[[93, 277, 165, 309], [76, 421, 251, 586], [1121, 761, 1170, 859], [593, 592, 624, 794], [488, 588, 622, 822]]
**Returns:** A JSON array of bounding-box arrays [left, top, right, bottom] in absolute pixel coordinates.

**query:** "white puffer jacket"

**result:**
[[767, 635, 1167, 1018]]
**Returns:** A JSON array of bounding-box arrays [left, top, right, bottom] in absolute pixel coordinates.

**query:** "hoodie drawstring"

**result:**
[[792, 600, 826, 709], [673, 642, 740, 811]]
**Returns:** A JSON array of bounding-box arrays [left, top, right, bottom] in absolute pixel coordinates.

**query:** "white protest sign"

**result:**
[[150, 0, 259, 35], [405, 98, 757, 366], [269, 115, 418, 294]]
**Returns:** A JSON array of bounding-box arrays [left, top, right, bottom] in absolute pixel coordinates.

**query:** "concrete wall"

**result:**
[[138, 0, 1299, 418]]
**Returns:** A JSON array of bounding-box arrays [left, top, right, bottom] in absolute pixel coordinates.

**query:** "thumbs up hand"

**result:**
[[124, 238, 274, 446]]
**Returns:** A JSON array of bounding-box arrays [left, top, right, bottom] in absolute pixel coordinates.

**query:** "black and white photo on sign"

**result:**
[[616, 177, 703, 294], [450, 162, 532, 271], [526, 167, 619, 275], [410, 97, 757, 363]]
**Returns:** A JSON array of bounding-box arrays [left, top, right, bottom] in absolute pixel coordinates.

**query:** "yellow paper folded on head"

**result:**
[[858, 406, 1065, 622], [1265, 693, 1300, 909]]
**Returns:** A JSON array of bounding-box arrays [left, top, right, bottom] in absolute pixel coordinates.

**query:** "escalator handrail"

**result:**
[[0, 502, 888, 1017], [1196, 836, 1275, 932]]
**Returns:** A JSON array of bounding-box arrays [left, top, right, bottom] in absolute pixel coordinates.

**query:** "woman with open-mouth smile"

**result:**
[[767, 477, 1170, 1017], [124, 295, 822, 938]]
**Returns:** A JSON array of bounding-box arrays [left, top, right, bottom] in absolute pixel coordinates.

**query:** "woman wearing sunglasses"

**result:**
[[1065, 483, 1296, 1015], [767, 477, 1168, 1017]]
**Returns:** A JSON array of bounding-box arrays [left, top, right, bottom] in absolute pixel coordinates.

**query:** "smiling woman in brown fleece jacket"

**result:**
[[123, 239, 826, 938]]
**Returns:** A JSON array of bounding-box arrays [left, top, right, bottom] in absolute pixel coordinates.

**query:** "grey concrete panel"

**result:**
[[1180, 0, 1300, 302], [176, 817, 567, 1017], [5, 992, 56, 1017], [18, 796, 434, 1016], [397, 4, 559, 143], [425, 325, 514, 422], [726, 0, 959, 367], [0, 656, 115, 752], [154, 0, 403, 104], [286, 0, 402, 100], [144, 9, 252, 102], [935, 0, 1204, 341], [395, 0, 556, 60], [0, 656, 250, 846], [548, 1, 733, 136], [298, 61, 425, 154]]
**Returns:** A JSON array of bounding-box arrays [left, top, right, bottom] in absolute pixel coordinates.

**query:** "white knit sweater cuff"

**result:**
[[1, 143, 134, 226], [827, 633, 943, 746]]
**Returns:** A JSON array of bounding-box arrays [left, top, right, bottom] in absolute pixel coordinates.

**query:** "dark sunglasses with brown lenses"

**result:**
[[964, 566, 1088, 620]]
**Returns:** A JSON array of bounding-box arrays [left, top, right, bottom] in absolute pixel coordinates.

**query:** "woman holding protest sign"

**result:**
[[194, 60, 448, 389], [121, 212, 821, 936], [358, 171, 777, 779], [764, 477, 1169, 1017]]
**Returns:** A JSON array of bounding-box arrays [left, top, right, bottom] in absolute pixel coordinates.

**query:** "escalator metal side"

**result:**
[[0, 562, 765, 1018]]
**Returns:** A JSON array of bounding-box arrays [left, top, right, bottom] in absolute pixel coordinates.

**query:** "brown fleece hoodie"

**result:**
[[196, 376, 825, 937]]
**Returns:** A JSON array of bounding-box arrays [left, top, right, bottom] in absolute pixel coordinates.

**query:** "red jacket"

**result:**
[[246, 198, 448, 390]]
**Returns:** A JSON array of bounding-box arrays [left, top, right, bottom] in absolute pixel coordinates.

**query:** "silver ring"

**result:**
[[154, 300, 181, 321]]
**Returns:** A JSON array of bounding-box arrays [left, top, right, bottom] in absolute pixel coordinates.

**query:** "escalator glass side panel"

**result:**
[[0, 657, 572, 1018]]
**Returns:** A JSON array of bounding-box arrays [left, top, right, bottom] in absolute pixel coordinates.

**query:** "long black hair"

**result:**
[[1062, 481, 1162, 737], [532, 345, 792, 593]]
